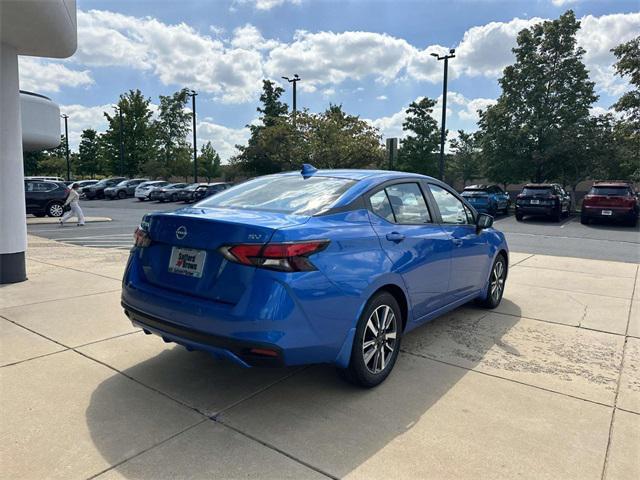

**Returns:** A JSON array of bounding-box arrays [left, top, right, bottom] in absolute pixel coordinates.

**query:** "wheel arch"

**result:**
[[372, 283, 409, 332]]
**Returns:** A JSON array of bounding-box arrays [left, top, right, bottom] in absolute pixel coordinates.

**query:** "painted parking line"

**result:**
[[28, 224, 137, 233]]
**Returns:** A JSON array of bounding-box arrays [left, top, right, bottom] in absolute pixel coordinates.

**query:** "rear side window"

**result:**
[[198, 175, 356, 215], [589, 186, 632, 196], [429, 184, 474, 225], [369, 183, 431, 224]]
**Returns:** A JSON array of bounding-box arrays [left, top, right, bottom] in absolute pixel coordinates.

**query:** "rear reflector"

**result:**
[[220, 241, 329, 272], [249, 348, 279, 357]]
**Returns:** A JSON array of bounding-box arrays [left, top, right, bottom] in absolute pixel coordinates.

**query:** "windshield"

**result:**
[[116, 180, 128, 186], [522, 187, 552, 196], [197, 175, 356, 215], [589, 186, 632, 196]]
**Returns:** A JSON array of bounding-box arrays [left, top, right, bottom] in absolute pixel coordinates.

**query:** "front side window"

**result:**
[[198, 175, 356, 215], [369, 183, 431, 224], [429, 184, 472, 225]]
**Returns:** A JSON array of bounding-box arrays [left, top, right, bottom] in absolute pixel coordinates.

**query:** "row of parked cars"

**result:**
[[23, 176, 639, 226], [75, 177, 233, 204], [458, 181, 638, 226]]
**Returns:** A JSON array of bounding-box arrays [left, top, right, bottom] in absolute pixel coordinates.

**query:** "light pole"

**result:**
[[431, 48, 455, 181], [186, 89, 198, 182], [60, 114, 70, 181], [281, 74, 301, 123], [113, 105, 125, 176]]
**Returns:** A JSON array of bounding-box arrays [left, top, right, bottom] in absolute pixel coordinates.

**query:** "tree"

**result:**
[[155, 88, 193, 179], [257, 79, 288, 126], [477, 11, 598, 183], [396, 98, 440, 175], [233, 80, 297, 175], [103, 89, 157, 176], [76, 129, 101, 178], [200, 142, 221, 181], [610, 37, 640, 181], [299, 105, 383, 169], [448, 130, 480, 186]]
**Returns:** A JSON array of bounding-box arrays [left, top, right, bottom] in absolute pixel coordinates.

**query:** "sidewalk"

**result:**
[[1, 236, 638, 479]]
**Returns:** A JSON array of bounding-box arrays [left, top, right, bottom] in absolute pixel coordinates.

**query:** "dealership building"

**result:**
[[0, 0, 77, 283]]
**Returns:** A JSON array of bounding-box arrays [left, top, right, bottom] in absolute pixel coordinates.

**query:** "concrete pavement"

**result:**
[[0, 239, 638, 479]]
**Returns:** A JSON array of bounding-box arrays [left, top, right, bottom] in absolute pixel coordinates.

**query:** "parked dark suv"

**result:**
[[84, 177, 126, 200], [515, 183, 571, 222], [192, 182, 232, 202], [24, 180, 69, 217], [581, 182, 638, 227], [104, 178, 149, 199]]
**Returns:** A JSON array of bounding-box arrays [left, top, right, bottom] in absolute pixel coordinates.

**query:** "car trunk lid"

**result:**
[[139, 207, 309, 303]]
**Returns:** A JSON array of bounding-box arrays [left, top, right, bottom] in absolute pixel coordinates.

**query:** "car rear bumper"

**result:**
[[121, 250, 358, 368], [582, 206, 637, 220], [122, 302, 285, 367], [516, 205, 557, 216]]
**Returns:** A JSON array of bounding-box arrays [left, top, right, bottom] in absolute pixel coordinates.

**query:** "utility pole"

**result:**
[[186, 90, 198, 182], [116, 106, 125, 176], [281, 74, 301, 124], [60, 114, 70, 181], [431, 49, 455, 181]]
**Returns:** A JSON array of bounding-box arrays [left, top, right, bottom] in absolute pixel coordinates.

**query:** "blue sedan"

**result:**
[[461, 184, 511, 216], [122, 166, 509, 387]]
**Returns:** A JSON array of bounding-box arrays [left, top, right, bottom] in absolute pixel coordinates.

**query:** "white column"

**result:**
[[0, 42, 27, 283]]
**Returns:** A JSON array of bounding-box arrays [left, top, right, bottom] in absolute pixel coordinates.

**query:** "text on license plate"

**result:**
[[168, 247, 206, 278], [601, 210, 612, 216], [530, 199, 540, 204]]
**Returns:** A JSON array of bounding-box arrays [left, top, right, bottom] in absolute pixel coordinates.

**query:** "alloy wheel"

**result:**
[[490, 260, 505, 303], [49, 204, 63, 217], [362, 304, 397, 374]]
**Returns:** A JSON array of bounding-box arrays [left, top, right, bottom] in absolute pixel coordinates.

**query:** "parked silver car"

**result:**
[[134, 181, 169, 201]]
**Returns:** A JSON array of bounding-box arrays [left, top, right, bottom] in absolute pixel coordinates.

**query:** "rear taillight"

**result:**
[[220, 241, 329, 272], [133, 226, 151, 247]]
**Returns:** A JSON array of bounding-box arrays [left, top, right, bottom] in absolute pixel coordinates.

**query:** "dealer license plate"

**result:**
[[530, 199, 540, 205], [601, 210, 612, 216], [168, 247, 206, 278]]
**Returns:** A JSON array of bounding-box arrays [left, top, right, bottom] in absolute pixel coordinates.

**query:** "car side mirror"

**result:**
[[476, 213, 493, 231]]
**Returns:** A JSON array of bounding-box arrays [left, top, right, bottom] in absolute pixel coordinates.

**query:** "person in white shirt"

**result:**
[[59, 184, 85, 226]]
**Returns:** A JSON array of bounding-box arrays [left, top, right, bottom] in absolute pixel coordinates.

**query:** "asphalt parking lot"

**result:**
[[27, 198, 640, 263]]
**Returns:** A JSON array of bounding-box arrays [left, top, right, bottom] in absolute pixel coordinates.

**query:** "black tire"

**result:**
[[171, 193, 178, 202], [47, 202, 64, 217], [552, 208, 562, 222], [33, 212, 46, 218], [477, 254, 507, 309], [515, 212, 523, 222], [628, 215, 638, 228], [339, 291, 403, 388], [138, 198, 145, 202], [580, 215, 589, 225], [118, 190, 127, 199]]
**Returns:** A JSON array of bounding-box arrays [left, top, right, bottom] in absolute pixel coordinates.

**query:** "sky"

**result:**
[[18, 0, 640, 160]]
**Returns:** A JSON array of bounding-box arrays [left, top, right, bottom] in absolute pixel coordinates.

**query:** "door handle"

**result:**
[[386, 232, 405, 242], [452, 238, 463, 247]]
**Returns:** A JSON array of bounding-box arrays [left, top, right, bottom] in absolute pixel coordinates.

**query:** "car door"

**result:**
[[426, 183, 490, 300], [367, 182, 453, 321], [493, 186, 508, 211]]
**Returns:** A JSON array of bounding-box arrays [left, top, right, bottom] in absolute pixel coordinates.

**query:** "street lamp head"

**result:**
[[430, 52, 439, 58], [294, 74, 300, 79], [449, 48, 456, 55], [282, 76, 290, 81]]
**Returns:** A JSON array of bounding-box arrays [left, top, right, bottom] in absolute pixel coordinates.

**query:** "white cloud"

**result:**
[[234, 0, 302, 11], [72, 10, 265, 103], [578, 13, 640, 95], [231, 24, 281, 50], [322, 88, 335, 97], [18, 58, 93, 93], [551, 0, 580, 6], [457, 97, 497, 121], [58, 103, 112, 150], [265, 30, 417, 90], [376, 95, 388, 101], [197, 120, 251, 162], [456, 17, 544, 78]]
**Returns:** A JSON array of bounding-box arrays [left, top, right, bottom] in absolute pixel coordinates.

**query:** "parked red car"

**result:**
[[581, 181, 639, 227]]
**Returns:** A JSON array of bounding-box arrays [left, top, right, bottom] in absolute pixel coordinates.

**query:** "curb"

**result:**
[[26, 216, 112, 225]]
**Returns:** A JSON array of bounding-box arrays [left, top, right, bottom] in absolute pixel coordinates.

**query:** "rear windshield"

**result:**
[[461, 189, 487, 195], [197, 175, 356, 215], [522, 187, 552, 195], [589, 186, 632, 196]]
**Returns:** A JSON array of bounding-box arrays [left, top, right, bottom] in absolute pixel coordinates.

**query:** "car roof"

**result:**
[[523, 183, 557, 187], [592, 181, 632, 187], [463, 184, 491, 190], [274, 168, 430, 182]]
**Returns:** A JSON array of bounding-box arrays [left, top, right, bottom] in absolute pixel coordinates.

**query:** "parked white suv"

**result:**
[[135, 181, 169, 201]]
